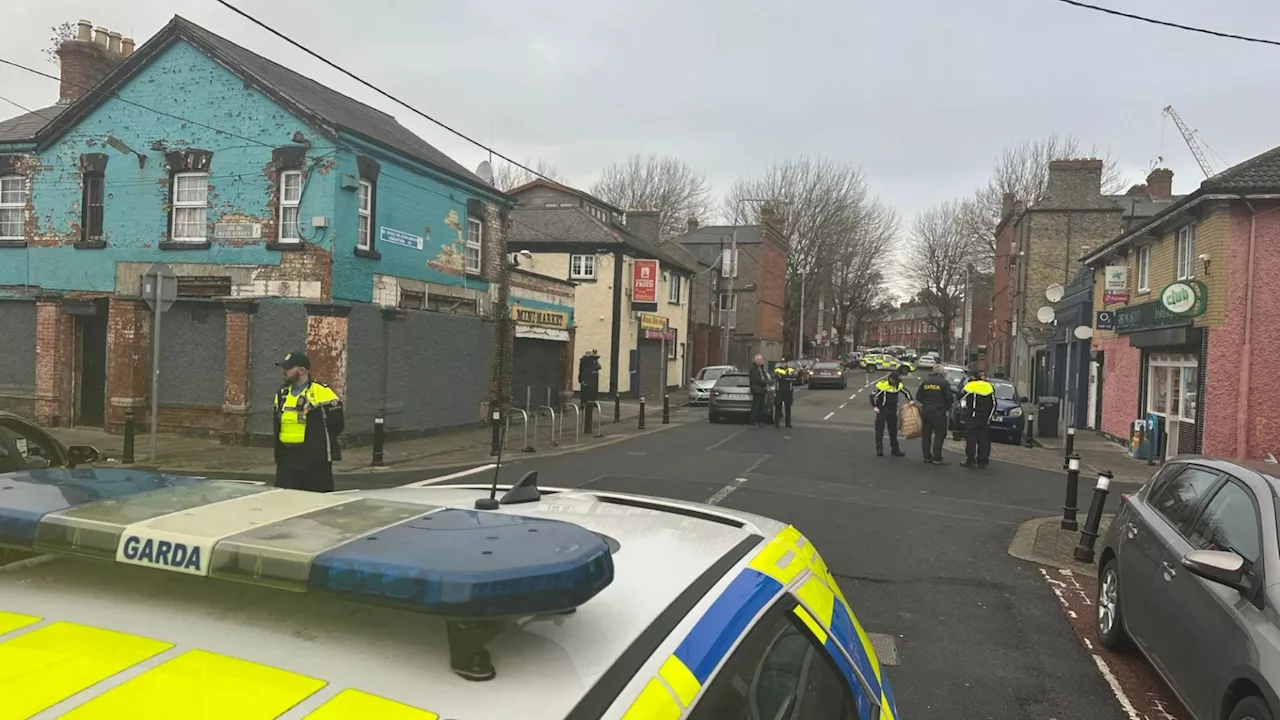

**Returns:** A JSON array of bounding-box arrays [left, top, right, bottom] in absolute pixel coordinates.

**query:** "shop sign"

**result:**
[[632, 259, 659, 304], [1095, 310, 1114, 331], [1104, 265, 1128, 291], [638, 313, 668, 332], [1103, 292, 1129, 305], [511, 305, 568, 330], [644, 329, 676, 341], [1160, 280, 1206, 317]]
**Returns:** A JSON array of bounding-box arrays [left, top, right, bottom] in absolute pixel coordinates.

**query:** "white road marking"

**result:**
[[839, 403, 847, 409], [706, 484, 739, 505], [400, 463, 497, 487], [823, 412, 835, 420], [849, 393, 857, 400], [1091, 654, 1143, 720], [734, 477, 748, 483], [706, 428, 746, 451], [743, 455, 769, 474]]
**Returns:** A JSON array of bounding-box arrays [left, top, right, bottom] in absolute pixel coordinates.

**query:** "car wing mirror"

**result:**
[[66, 445, 101, 467], [1020, 396, 1029, 403], [1181, 550, 1249, 592]]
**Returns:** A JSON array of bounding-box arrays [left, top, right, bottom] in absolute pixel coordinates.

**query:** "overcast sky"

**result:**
[[5, 0, 1280, 224]]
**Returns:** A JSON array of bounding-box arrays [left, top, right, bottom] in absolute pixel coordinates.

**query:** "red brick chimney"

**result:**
[[686, 217, 699, 231], [55, 20, 132, 103], [1146, 168, 1174, 200], [1001, 192, 1016, 216]]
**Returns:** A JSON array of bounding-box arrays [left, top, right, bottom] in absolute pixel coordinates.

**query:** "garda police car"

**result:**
[[0, 467, 900, 719]]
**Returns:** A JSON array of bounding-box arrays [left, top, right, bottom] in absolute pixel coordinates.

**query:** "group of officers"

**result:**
[[870, 365, 997, 468]]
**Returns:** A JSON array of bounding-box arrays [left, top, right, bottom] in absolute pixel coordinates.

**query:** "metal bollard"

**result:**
[[638, 397, 646, 430], [122, 408, 136, 464], [372, 416, 385, 467], [662, 393, 670, 425], [614, 394, 621, 423], [489, 410, 501, 457], [1025, 416, 1035, 448], [1061, 452, 1081, 531], [1073, 470, 1114, 563], [1145, 421, 1156, 466], [1063, 426, 1075, 469]]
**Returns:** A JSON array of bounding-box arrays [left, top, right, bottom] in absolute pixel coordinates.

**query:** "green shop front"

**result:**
[[1112, 280, 1208, 459]]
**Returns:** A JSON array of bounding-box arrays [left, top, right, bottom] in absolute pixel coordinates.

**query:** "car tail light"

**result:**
[[1120, 493, 1129, 505], [709, 390, 719, 398]]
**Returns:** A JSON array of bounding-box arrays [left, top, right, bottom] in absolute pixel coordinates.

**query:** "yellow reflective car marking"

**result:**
[[61, 649, 326, 720], [657, 655, 700, 707], [0, 610, 40, 636], [0, 621, 172, 720], [305, 689, 439, 719], [621, 677, 682, 720], [792, 605, 828, 645], [795, 574, 837, 627]]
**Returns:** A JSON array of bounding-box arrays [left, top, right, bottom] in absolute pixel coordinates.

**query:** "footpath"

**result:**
[[49, 399, 698, 488]]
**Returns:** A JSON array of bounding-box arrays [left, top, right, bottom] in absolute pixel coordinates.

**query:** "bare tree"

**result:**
[[830, 200, 899, 350], [43, 22, 75, 65], [491, 157, 564, 192], [904, 201, 984, 359], [962, 134, 1128, 265], [591, 154, 715, 238], [725, 157, 876, 356]]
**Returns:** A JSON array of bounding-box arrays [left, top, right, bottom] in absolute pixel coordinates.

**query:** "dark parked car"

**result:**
[[807, 361, 848, 390], [708, 373, 773, 424], [1096, 457, 1280, 720], [0, 412, 101, 472], [949, 378, 1027, 445]]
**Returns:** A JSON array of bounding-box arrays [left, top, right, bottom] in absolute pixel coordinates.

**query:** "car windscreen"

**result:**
[[992, 383, 1017, 401], [714, 375, 750, 388], [944, 370, 967, 387], [698, 367, 729, 382]]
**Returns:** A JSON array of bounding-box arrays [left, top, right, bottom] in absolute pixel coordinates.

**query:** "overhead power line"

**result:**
[[211, 0, 557, 184], [1050, 0, 1280, 47]]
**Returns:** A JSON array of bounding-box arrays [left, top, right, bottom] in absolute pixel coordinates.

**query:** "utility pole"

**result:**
[[796, 272, 805, 358], [721, 224, 738, 366], [960, 263, 972, 366]]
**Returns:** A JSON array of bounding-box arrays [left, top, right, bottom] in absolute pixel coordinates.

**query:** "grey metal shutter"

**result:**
[[512, 338, 562, 411]]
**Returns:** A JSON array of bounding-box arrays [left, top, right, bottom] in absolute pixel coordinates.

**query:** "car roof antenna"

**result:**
[[475, 415, 506, 510]]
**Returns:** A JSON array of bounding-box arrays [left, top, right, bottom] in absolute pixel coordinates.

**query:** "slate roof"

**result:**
[[1105, 194, 1186, 222], [30, 16, 492, 194], [676, 225, 765, 245], [509, 179, 625, 215], [509, 206, 697, 274], [0, 105, 67, 143]]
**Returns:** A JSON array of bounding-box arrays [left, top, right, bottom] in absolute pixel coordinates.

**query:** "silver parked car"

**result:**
[[688, 365, 737, 405], [1096, 456, 1280, 720]]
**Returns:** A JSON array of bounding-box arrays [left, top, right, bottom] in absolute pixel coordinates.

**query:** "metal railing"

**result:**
[[589, 401, 603, 437], [562, 402, 581, 444], [505, 408, 532, 453], [534, 405, 559, 447]]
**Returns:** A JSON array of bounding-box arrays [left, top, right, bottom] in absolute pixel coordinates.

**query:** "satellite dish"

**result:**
[[1045, 283, 1065, 303], [1036, 306, 1055, 324], [476, 160, 495, 186], [1074, 325, 1094, 340]]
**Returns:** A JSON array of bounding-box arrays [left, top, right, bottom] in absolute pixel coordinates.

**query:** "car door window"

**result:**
[[689, 600, 859, 720], [0, 419, 63, 470], [1151, 466, 1221, 532], [1188, 480, 1261, 567]]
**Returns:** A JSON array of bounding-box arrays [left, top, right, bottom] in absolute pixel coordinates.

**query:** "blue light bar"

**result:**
[[308, 508, 614, 618]]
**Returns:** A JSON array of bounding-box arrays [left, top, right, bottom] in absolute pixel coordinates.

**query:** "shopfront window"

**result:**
[[1148, 365, 1170, 415], [1180, 365, 1199, 421]]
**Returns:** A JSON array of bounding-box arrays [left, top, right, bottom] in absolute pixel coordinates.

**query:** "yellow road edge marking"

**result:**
[[621, 677, 682, 720], [657, 655, 700, 707], [0, 621, 173, 720], [0, 610, 40, 636], [792, 605, 829, 646], [60, 648, 327, 720], [305, 689, 439, 720]]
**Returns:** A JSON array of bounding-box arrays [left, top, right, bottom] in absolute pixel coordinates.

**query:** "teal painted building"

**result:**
[[0, 17, 521, 440]]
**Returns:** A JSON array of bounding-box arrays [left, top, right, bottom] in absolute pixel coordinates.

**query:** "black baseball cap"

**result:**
[[276, 351, 311, 370]]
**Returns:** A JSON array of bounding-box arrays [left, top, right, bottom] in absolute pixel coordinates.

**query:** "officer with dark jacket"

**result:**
[[959, 369, 996, 469], [870, 371, 912, 457], [578, 349, 601, 433], [748, 355, 771, 428], [915, 369, 955, 465], [772, 359, 798, 429], [273, 352, 344, 492]]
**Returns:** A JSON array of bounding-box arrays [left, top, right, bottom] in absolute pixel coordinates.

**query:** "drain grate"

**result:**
[[866, 633, 900, 666]]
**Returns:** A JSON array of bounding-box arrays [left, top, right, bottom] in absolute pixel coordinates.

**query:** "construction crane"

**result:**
[[1162, 105, 1216, 178]]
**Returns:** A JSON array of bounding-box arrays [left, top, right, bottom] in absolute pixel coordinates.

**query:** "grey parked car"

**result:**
[[1096, 456, 1280, 720], [708, 372, 773, 424]]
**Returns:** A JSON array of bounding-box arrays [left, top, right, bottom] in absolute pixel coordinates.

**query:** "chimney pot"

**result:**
[[121, 37, 135, 57], [686, 217, 698, 231], [93, 27, 110, 48], [1002, 192, 1016, 216], [58, 24, 128, 103], [107, 31, 122, 56], [76, 20, 92, 42], [1146, 168, 1174, 200]]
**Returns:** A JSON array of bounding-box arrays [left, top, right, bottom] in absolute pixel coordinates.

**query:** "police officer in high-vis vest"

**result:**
[[773, 359, 798, 429], [870, 371, 912, 457], [959, 369, 995, 469], [273, 351, 345, 492]]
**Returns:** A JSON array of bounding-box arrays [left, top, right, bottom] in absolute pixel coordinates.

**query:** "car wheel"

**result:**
[[1228, 696, 1273, 720], [1096, 558, 1133, 652]]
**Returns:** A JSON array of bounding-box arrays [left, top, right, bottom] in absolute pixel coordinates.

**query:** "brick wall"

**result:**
[[105, 298, 151, 430], [759, 240, 786, 342], [33, 300, 74, 426], [222, 302, 254, 438]]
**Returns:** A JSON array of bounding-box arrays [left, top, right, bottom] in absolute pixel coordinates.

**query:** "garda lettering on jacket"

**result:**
[[923, 383, 942, 391], [119, 534, 205, 574]]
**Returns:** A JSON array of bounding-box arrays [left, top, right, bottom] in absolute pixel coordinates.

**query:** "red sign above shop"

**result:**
[[632, 259, 659, 304], [1103, 292, 1130, 305]]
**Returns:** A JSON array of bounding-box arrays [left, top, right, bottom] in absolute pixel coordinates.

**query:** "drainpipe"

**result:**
[[1237, 203, 1261, 459]]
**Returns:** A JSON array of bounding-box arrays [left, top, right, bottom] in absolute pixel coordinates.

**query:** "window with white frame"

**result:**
[[718, 292, 736, 311], [0, 175, 25, 241], [1137, 245, 1151, 292], [171, 172, 208, 242], [278, 170, 302, 242], [465, 217, 483, 274], [1176, 224, 1197, 280], [570, 254, 596, 280], [668, 274, 682, 304], [358, 179, 372, 250]]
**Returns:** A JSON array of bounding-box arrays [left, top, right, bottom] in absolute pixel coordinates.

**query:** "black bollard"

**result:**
[[1025, 416, 1035, 448], [613, 394, 621, 424], [372, 415, 386, 467], [489, 410, 501, 457], [122, 408, 136, 464], [1061, 453, 1081, 531], [1073, 470, 1114, 563], [1145, 421, 1156, 466], [638, 396, 646, 430], [1063, 426, 1075, 469], [662, 393, 670, 425]]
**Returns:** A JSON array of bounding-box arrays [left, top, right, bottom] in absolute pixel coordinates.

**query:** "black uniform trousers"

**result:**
[[750, 392, 768, 427], [920, 410, 947, 461], [774, 395, 792, 427], [964, 420, 991, 465], [874, 409, 900, 453], [275, 445, 335, 493]]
